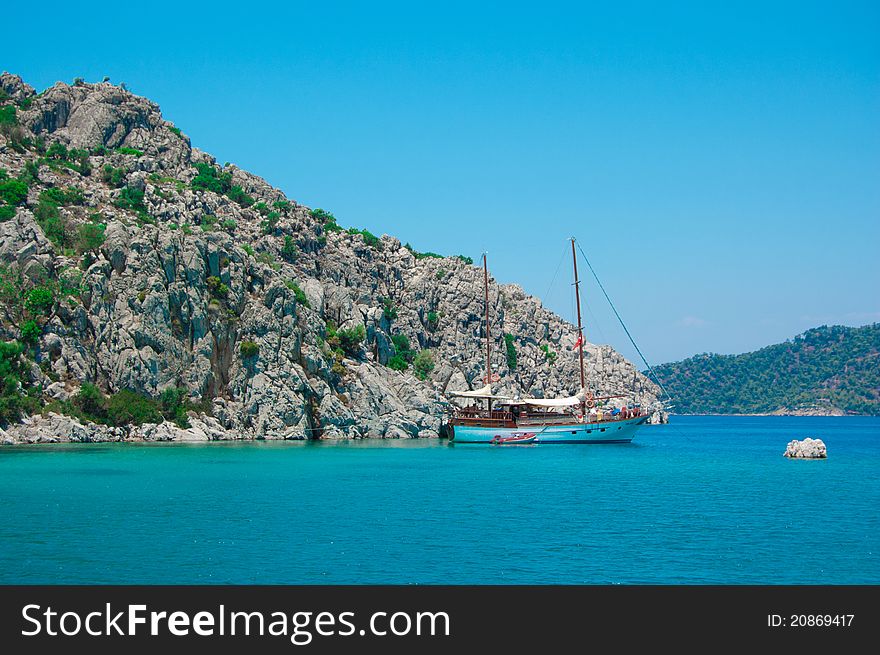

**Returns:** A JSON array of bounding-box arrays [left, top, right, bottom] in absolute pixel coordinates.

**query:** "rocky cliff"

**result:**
[[0, 73, 662, 443]]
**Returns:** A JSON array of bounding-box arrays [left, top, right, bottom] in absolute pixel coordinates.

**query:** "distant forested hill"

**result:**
[[650, 324, 880, 415]]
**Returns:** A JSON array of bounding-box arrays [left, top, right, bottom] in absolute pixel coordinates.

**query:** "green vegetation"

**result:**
[[0, 341, 39, 424], [101, 164, 126, 187], [337, 325, 366, 357], [221, 218, 237, 232], [404, 243, 443, 260], [540, 344, 557, 365], [227, 185, 254, 207], [52, 383, 196, 428], [253, 201, 269, 215], [107, 389, 162, 425], [381, 297, 398, 321], [413, 349, 435, 380], [0, 105, 16, 127], [455, 255, 474, 266], [25, 287, 54, 316], [158, 386, 192, 428], [191, 162, 231, 194], [242, 244, 254, 257], [200, 214, 217, 232], [256, 251, 280, 270], [281, 235, 298, 262], [504, 333, 517, 370], [41, 186, 85, 206], [76, 221, 105, 253], [310, 208, 342, 232], [206, 276, 229, 299], [651, 324, 880, 415], [116, 147, 143, 157], [114, 185, 151, 223], [261, 211, 280, 234], [0, 178, 28, 206], [240, 341, 260, 358], [435, 269, 446, 280], [426, 310, 439, 328], [387, 333, 416, 371], [168, 126, 182, 137], [284, 280, 309, 307], [19, 320, 40, 344], [273, 200, 291, 211], [326, 321, 365, 359], [347, 227, 381, 249], [190, 163, 254, 207]]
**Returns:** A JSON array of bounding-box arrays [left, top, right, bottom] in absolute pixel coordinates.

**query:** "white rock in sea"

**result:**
[[784, 438, 827, 459]]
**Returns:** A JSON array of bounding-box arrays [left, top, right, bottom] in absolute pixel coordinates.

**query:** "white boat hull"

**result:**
[[451, 416, 647, 444]]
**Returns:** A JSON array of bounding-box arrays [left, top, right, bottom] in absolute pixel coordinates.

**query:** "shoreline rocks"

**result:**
[[784, 438, 827, 459]]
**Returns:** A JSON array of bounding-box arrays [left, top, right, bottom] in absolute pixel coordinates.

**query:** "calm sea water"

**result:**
[[0, 416, 877, 584]]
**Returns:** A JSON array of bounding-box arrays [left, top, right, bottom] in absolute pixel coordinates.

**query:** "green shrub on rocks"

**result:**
[[337, 325, 366, 357], [284, 280, 309, 307], [381, 298, 398, 321], [25, 287, 54, 316], [191, 162, 232, 194], [19, 320, 41, 344], [0, 341, 39, 424], [311, 208, 341, 232], [347, 227, 381, 249], [0, 178, 28, 206], [76, 221, 106, 253], [116, 147, 143, 157], [240, 341, 260, 358], [413, 350, 435, 380], [114, 186, 151, 223], [227, 185, 254, 207], [388, 354, 408, 371], [107, 389, 162, 426], [261, 211, 280, 234], [540, 344, 557, 364], [391, 334, 415, 363], [504, 333, 517, 370], [73, 382, 108, 421], [101, 164, 126, 188], [281, 235, 298, 262], [207, 276, 229, 299]]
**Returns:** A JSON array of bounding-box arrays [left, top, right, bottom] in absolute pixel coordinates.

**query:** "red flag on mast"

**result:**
[[574, 334, 583, 348]]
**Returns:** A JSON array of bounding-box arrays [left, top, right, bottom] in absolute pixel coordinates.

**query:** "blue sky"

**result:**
[[4, 1, 878, 363]]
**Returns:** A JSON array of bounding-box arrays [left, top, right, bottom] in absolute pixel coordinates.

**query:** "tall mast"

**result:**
[[571, 238, 586, 392], [483, 253, 492, 412]]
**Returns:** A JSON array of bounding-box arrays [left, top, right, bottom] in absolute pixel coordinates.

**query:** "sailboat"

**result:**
[[447, 239, 649, 444]]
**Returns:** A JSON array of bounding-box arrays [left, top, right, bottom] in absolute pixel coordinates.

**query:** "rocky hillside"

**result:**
[[651, 324, 880, 415], [0, 72, 661, 443]]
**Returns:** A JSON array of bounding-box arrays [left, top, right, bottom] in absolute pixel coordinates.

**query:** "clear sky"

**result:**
[[4, 1, 879, 364]]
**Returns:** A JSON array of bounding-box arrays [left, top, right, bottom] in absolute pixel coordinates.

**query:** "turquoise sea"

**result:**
[[0, 416, 877, 584]]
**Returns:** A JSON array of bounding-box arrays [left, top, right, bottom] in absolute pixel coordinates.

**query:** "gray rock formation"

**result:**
[[0, 73, 664, 443], [783, 438, 827, 459]]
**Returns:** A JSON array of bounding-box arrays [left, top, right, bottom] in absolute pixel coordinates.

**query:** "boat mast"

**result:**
[[571, 238, 587, 395], [483, 253, 492, 413]]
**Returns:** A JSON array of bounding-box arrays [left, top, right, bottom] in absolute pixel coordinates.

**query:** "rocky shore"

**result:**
[[0, 72, 663, 444]]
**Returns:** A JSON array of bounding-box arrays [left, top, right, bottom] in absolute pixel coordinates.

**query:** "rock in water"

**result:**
[[783, 438, 827, 459]]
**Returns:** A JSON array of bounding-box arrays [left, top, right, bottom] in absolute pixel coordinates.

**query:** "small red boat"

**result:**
[[490, 432, 537, 445]]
